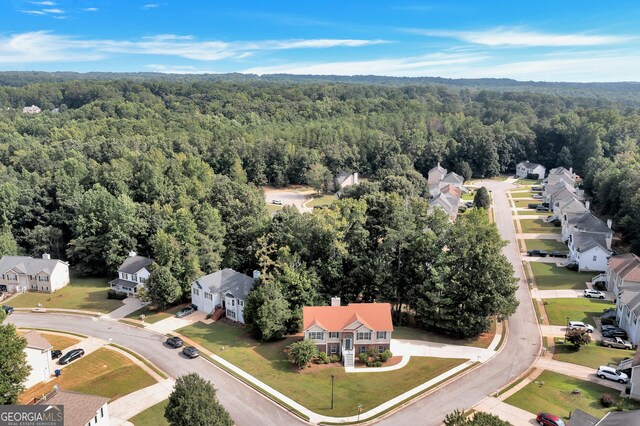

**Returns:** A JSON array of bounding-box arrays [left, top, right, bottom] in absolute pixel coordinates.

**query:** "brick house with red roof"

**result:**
[[302, 298, 393, 368]]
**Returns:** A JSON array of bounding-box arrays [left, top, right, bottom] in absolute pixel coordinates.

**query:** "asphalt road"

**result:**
[[6, 313, 306, 426], [376, 180, 542, 425]]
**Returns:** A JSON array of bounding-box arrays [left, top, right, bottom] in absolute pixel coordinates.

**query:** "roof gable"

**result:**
[[118, 255, 154, 274], [0, 256, 66, 276], [192, 268, 255, 300], [303, 303, 393, 332]]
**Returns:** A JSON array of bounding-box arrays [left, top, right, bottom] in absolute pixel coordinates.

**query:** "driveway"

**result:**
[[7, 313, 305, 426], [534, 289, 615, 301], [391, 339, 495, 362], [263, 186, 313, 213], [540, 325, 601, 340], [475, 397, 536, 426], [146, 311, 207, 334], [101, 297, 145, 320], [524, 256, 563, 264], [378, 180, 542, 426]]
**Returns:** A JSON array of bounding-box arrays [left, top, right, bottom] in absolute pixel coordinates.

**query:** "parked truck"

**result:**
[[601, 336, 634, 350]]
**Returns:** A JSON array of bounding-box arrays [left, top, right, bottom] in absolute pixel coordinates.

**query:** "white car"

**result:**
[[532, 194, 543, 199], [583, 289, 605, 299], [271, 200, 283, 205], [568, 321, 594, 333], [596, 366, 629, 383]]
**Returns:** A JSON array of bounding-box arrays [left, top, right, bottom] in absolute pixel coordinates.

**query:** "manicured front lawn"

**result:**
[[21, 348, 156, 403], [126, 303, 190, 324], [515, 179, 542, 185], [505, 370, 640, 418], [524, 239, 568, 253], [266, 204, 283, 214], [306, 194, 336, 207], [513, 199, 538, 208], [129, 400, 169, 426], [7, 276, 123, 313], [41, 333, 80, 351], [461, 192, 475, 201], [530, 263, 588, 290], [393, 321, 496, 349], [553, 340, 631, 369], [178, 322, 466, 417], [519, 219, 561, 234], [544, 298, 614, 326]]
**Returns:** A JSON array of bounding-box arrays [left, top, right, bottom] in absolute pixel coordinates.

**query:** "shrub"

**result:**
[[358, 353, 368, 364], [601, 393, 614, 408], [319, 352, 330, 364], [287, 339, 318, 369], [373, 361, 383, 367], [366, 345, 378, 359], [379, 350, 393, 362], [329, 354, 341, 363], [594, 282, 607, 291], [458, 205, 467, 213], [566, 328, 591, 349], [107, 289, 128, 300]]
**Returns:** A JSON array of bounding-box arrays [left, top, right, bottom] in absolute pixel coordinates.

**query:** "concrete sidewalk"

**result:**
[[517, 233, 562, 240], [534, 289, 615, 301], [475, 397, 537, 426], [535, 358, 625, 391], [146, 311, 207, 333], [108, 378, 175, 425]]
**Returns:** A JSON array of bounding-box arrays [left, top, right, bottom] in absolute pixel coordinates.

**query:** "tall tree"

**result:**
[[473, 187, 491, 209], [143, 263, 182, 311], [305, 162, 332, 194], [0, 323, 31, 404], [165, 373, 233, 426], [243, 280, 291, 341], [0, 226, 18, 256]]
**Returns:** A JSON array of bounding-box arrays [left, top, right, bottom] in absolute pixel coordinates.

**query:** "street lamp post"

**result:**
[[565, 316, 570, 339], [331, 374, 335, 410], [357, 403, 363, 421]]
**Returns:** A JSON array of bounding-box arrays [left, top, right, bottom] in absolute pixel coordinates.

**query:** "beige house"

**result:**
[[35, 389, 110, 426], [0, 254, 70, 294], [24, 330, 53, 388], [303, 298, 393, 368]]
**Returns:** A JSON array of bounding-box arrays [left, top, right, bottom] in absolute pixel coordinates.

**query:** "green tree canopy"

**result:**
[[0, 323, 31, 404], [165, 373, 232, 426]]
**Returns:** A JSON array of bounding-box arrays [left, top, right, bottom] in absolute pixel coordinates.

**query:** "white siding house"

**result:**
[[515, 161, 546, 179], [23, 331, 53, 388], [0, 254, 70, 294], [334, 172, 359, 194], [109, 252, 152, 297], [617, 288, 640, 345], [190, 269, 256, 324]]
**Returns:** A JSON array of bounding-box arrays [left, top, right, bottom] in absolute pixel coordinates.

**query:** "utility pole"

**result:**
[[331, 374, 335, 410]]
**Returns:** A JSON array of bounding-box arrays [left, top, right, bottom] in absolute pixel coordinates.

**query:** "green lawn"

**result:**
[[530, 263, 588, 290], [177, 322, 466, 417], [40, 333, 80, 351], [519, 219, 561, 234], [126, 303, 190, 324], [524, 240, 568, 253], [21, 348, 156, 403], [544, 298, 615, 326], [515, 179, 542, 185], [306, 194, 336, 207], [505, 371, 640, 419], [513, 199, 538, 208], [461, 192, 475, 201], [510, 190, 538, 195], [393, 321, 496, 349], [129, 400, 169, 426], [7, 276, 123, 313], [553, 340, 631, 369], [267, 204, 283, 214]]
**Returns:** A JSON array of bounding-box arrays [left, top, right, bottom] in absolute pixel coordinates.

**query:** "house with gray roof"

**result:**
[[108, 251, 153, 297], [617, 287, 640, 345], [190, 268, 257, 323], [334, 172, 359, 195], [427, 163, 447, 188], [515, 161, 545, 179], [428, 190, 460, 222], [546, 166, 577, 186], [562, 211, 613, 248], [566, 231, 612, 272], [0, 254, 70, 294], [35, 389, 109, 426], [23, 330, 53, 388]]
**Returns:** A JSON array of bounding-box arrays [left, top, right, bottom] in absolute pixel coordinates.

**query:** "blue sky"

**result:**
[[0, 1, 639, 81]]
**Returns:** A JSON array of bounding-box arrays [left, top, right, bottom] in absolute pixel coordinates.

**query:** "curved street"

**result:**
[[7, 180, 541, 426]]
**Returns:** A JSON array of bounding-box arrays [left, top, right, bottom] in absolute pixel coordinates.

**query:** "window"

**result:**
[[593, 256, 597, 261], [227, 310, 236, 319], [378, 346, 385, 353], [95, 415, 98, 423], [376, 331, 387, 340], [359, 346, 367, 354], [139, 277, 147, 283], [193, 288, 199, 296], [205, 292, 213, 301], [230, 299, 235, 306], [329, 332, 339, 339], [356, 331, 371, 341], [100, 407, 104, 417], [133, 274, 138, 282], [330, 344, 338, 354], [308, 331, 324, 340], [239, 300, 244, 307]]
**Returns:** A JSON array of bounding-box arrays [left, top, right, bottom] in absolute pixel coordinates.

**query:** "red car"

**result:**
[[536, 413, 566, 426]]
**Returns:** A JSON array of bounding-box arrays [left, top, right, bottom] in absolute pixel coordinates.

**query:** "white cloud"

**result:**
[[143, 3, 160, 9], [19, 10, 46, 15], [42, 8, 63, 14], [0, 31, 103, 63], [146, 64, 219, 74], [410, 27, 631, 47], [268, 39, 388, 49], [82, 8, 98, 12], [28, 1, 56, 5]]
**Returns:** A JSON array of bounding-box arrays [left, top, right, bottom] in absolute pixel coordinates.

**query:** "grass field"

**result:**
[[126, 303, 190, 324], [510, 190, 538, 195], [461, 192, 475, 201], [530, 263, 588, 290], [544, 298, 614, 326], [553, 340, 630, 369], [515, 179, 542, 185], [306, 194, 336, 207], [21, 348, 156, 403], [524, 239, 567, 253], [513, 199, 538, 208], [178, 322, 466, 417], [519, 219, 561, 234], [129, 400, 169, 426], [266, 204, 283, 214], [505, 370, 640, 418], [41, 333, 80, 351], [393, 321, 496, 349], [7, 276, 123, 313]]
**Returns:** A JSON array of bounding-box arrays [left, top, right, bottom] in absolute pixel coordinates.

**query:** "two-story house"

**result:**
[[334, 172, 359, 194], [545, 166, 576, 187], [605, 254, 640, 294], [108, 251, 153, 297], [23, 330, 53, 388], [303, 298, 393, 368], [515, 161, 546, 179], [35, 389, 110, 426], [0, 254, 70, 294], [601, 254, 640, 345], [190, 268, 257, 324], [617, 288, 640, 345]]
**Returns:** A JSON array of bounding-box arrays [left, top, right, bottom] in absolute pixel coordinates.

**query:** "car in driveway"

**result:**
[[271, 199, 283, 205], [536, 412, 565, 426], [602, 328, 628, 339], [601, 337, 634, 350], [536, 205, 549, 212], [182, 346, 200, 358], [583, 289, 605, 299], [165, 336, 184, 348], [527, 249, 548, 257], [175, 306, 195, 318], [2, 305, 13, 315], [58, 348, 85, 365], [532, 194, 543, 199], [528, 203, 541, 209], [596, 366, 629, 383], [548, 251, 567, 258], [51, 349, 62, 360], [568, 321, 594, 333]]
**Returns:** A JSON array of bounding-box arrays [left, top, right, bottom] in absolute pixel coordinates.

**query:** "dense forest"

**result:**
[[0, 76, 638, 335]]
